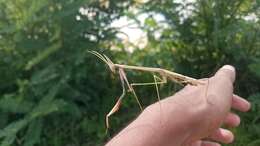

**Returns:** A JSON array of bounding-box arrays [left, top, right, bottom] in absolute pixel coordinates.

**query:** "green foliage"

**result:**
[[0, 0, 259, 145], [249, 62, 260, 77], [0, 0, 135, 145]]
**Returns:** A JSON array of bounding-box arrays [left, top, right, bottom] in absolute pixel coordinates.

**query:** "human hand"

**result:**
[[142, 65, 251, 146], [105, 65, 251, 146]]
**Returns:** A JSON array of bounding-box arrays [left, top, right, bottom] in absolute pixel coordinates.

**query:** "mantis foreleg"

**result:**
[[105, 69, 126, 133]]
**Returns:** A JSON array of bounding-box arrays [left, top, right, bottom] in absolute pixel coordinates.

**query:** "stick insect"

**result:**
[[89, 51, 204, 133]]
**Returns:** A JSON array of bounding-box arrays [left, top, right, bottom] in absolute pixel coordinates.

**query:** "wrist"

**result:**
[[132, 102, 195, 146]]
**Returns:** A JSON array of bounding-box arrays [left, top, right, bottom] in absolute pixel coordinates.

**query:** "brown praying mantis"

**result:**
[[89, 51, 205, 133]]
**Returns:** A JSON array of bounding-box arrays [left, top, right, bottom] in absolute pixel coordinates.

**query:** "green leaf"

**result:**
[[62, 102, 81, 118], [29, 99, 67, 119], [23, 119, 42, 146], [144, 17, 157, 28], [0, 135, 16, 146], [249, 63, 260, 77], [0, 119, 28, 146], [0, 95, 33, 113], [0, 119, 28, 138], [248, 139, 260, 146], [25, 41, 62, 70]]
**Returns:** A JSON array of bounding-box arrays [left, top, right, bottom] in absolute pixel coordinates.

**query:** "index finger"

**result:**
[[232, 94, 251, 112]]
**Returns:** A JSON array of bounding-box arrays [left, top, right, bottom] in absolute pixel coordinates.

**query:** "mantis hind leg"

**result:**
[[118, 69, 144, 111], [130, 75, 167, 86], [130, 75, 167, 108]]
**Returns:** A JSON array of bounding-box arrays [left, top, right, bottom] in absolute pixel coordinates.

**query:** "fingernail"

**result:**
[[234, 114, 241, 127], [245, 101, 251, 112], [223, 130, 234, 143]]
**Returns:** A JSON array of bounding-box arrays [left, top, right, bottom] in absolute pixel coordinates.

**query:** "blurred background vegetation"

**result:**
[[0, 0, 259, 145]]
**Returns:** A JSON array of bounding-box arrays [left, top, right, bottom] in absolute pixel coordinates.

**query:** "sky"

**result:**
[[110, 13, 166, 51], [109, 0, 196, 51]]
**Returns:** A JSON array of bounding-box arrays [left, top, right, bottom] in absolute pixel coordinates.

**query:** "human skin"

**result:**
[[105, 65, 251, 146]]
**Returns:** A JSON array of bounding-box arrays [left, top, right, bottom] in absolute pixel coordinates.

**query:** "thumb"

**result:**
[[203, 65, 236, 133], [214, 65, 236, 83], [207, 65, 236, 111]]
